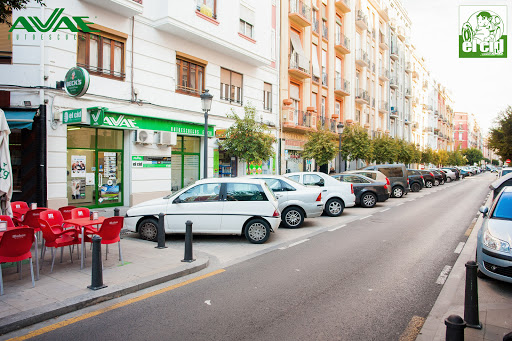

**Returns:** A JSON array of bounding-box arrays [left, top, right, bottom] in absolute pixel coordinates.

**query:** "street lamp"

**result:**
[[337, 123, 344, 172], [200, 89, 213, 179]]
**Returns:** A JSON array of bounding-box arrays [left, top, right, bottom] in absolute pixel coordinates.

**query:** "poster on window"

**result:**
[[247, 161, 263, 175], [103, 153, 117, 180], [71, 155, 86, 177], [71, 179, 86, 199]]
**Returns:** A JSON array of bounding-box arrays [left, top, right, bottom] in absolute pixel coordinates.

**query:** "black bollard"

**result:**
[[503, 332, 512, 341], [114, 207, 120, 216], [88, 235, 107, 290], [445, 314, 466, 341], [155, 213, 167, 249], [464, 261, 482, 329], [182, 220, 195, 263]]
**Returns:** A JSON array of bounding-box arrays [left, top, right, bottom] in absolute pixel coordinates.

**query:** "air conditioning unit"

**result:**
[[135, 129, 154, 144], [155, 131, 177, 146]]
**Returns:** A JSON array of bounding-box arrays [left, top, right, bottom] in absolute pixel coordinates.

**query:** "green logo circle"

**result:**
[[64, 67, 90, 97]]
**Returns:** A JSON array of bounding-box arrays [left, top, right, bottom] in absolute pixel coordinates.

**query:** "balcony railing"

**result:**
[[335, 77, 350, 95], [286, 109, 314, 128], [422, 80, 428, 89], [379, 67, 390, 80], [390, 78, 398, 89], [322, 21, 328, 39], [390, 109, 399, 118], [312, 19, 319, 34], [390, 43, 399, 60], [355, 49, 369, 67], [289, 0, 311, 25], [335, 32, 350, 53], [405, 88, 412, 98], [322, 72, 328, 87], [289, 51, 311, 77], [355, 88, 369, 103], [405, 62, 413, 73], [379, 100, 388, 112], [335, 0, 351, 13], [356, 10, 368, 30]]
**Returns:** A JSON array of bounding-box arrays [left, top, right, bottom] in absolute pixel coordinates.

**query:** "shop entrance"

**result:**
[[67, 127, 123, 208]]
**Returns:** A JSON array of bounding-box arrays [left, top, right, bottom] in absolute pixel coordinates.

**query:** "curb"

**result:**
[[0, 257, 209, 336]]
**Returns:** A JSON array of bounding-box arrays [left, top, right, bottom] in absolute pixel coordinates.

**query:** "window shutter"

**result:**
[[290, 84, 300, 100], [240, 5, 255, 25], [290, 31, 309, 71], [311, 44, 320, 78]]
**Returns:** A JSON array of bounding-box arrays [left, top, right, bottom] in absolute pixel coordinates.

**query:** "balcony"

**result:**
[[312, 19, 319, 35], [422, 80, 428, 89], [390, 78, 398, 89], [405, 88, 412, 98], [371, 62, 376, 74], [81, 0, 143, 17], [334, 77, 350, 96], [379, 67, 390, 81], [434, 128, 439, 135], [390, 43, 399, 60], [412, 122, 419, 130], [322, 22, 328, 40], [335, 33, 350, 54], [355, 49, 369, 67], [379, 101, 388, 113], [335, 0, 351, 13], [289, 0, 312, 27], [379, 6, 390, 22], [434, 110, 439, 117], [398, 26, 406, 41], [322, 72, 328, 87], [390, 108, 399, 118], [355, 88, 369, 104], [356, 10, 368, 30], [404, 117, 411, 125], [283, 109, 315, 131], [379, 33, 389, 50], [289, 52, 311, 79], [405, 62, 413, 73]]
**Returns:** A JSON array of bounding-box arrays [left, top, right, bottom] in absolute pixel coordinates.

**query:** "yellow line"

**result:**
[[8, 269, 226, 341], [399, 315, 426, 341]]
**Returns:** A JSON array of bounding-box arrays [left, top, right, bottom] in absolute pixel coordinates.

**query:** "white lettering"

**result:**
[[462, 41, 472, 52]]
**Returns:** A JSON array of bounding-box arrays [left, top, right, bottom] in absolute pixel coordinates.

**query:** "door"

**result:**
[[67, 149, 96, 206], [97, 151, 122, 207]]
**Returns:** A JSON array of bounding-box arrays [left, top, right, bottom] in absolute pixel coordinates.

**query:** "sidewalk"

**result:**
[[0, 232, 208, 335], [417, 191, 512, 341]]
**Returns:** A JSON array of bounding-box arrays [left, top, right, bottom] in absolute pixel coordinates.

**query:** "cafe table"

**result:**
[[63, 217, 105, 269]]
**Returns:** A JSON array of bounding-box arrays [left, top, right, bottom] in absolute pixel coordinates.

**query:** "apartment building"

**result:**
[[1, 0, 279, 208], [280, 0, 351, 173]]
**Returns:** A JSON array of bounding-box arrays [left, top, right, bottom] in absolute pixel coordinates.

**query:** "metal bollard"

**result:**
[[182, 220, 195, 263], [155, 213, 167, 249], [464, 261, 482, 329], [114, 207, 120, 216], [445, 314, 466, 341], [88, 235, 107, 290]]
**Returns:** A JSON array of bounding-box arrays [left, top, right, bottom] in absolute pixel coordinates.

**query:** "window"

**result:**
[[321, 4, 328, 39], [221, 68, 243, 104], [263, 83, 272, 111], [226, 183, 267, 201], [0, 11, 12, 64], [178, 183, 221, 203], [377, 167, 403, 178], [321, 97, 326, 118], [321, 49, 327, 86], [492, 193, 512, 220], [176, 57, 205, 96], [239, 19, 254, 38], [77, 30, 126, 79], [197, 0, 217, 19], [335, 101, 341, 119], [459, 132, 463, 141], [304, 174, 324, 186], [288, 175, 300, 182]]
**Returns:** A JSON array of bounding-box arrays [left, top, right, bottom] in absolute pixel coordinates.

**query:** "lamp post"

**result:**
[[337, 123, 344, 172], [200, 89, 213, 179]]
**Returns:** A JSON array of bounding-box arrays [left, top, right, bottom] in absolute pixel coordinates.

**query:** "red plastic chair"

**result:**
[[0, 227, 35, 295], [38, 219, 80, 273], [95, 217, 125, 264], [0, 215, 15, 228], [58, 206, 76, 220], [10, 201, 29, 218], [71, 207, 90, 219], [20, 209, 47, 233]]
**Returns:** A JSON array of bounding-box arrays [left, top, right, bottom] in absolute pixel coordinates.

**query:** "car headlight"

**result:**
[[483, 229, 511, 253]]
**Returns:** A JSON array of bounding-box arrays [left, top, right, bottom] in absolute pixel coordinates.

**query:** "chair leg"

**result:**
[[0, 267, 3, 296], [69, 245, 73, 263], [60, 247, 63, 263], [29, 258, 35, 288], [51, 248, 56, 273], [41, 245, 47, 271], [105, 244, 108, 261], [18, 262, 22, 280], [118, 241, 124, 265]]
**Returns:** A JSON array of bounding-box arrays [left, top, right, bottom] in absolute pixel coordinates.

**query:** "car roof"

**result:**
[[195, 178, 265, 185]]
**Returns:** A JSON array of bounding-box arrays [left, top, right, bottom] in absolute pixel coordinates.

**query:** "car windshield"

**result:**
[[502, 169, 512, 176], [492, 192, 512, 220]]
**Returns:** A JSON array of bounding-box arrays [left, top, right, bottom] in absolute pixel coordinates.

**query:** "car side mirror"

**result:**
[[479, 206, 489, 217]]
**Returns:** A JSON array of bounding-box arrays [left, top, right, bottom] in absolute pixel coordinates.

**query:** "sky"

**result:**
[[402, 0, 511, 134]]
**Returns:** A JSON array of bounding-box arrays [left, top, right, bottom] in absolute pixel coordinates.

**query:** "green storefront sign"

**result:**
[[63, 108, 84, 124], [132, 156, 172, 168], [91, 109, 214, 137]]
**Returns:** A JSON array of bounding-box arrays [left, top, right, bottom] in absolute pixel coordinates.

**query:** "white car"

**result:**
[[248, 175, 324, 228], [441, 168, 457, 182], [125, 178, 280, 244], [283, 172, 356, 216]]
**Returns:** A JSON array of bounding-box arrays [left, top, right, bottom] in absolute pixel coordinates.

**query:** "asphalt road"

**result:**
[[11, 173, 495, 341]]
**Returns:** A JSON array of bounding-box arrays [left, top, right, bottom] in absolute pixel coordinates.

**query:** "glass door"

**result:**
[[97, 151, 122, 207], [67, 149, 96, 206]]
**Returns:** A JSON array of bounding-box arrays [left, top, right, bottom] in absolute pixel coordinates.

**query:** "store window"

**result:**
[[77, 30, 126, 79], [171, 136, 201, 192]]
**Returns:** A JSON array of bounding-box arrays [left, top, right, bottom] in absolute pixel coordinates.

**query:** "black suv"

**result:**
[[418, 170, 436, 188], [363, 164, 409, 198], [430, 169, 446, 185], [407, 169, 425, 192]]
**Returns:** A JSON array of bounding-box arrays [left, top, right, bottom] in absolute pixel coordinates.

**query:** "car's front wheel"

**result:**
[[440, 179, 445, 185], [325, 198, 345, 217], [245, 218, 270, 244], [360, 192, 377, 208], [425, 180, 433, 188], [138, 217, 159, 242], [281, 206, 304, 228], [446, 177, 452, 183], [434, 179, 440, 186], [392, 186, 404, 198], [411, 182, 421, 192]]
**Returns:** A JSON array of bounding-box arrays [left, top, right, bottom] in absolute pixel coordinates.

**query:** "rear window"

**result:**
[[492, 192, 512, 220], [359, 172, 376, 180], [378, 167, 403, 178], [226, 183, 268, 202]]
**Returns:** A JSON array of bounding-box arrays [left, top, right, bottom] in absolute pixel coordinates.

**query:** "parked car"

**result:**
[[362, 164, 409, 198], [499, 167, 512, 178], [429, 170, 445, 186], [476, 187, 512, 283], [489, 173, 512, 200], [247, 175, 324, 228], [440, 168, 457, 182], [443, 167, 460, 180], [331, 173, 389, 208], [283, 172, 356, 216], [417, 170, 436, 188], [342, 170, 391, 197], [407, 169, 425, 192], [125, 178, 280, 244]]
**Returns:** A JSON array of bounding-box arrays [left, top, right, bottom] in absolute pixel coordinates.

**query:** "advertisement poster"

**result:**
[[71, 155, 86, 177], [103, 152, 117, 180], [100, 184, 119, 202], [71, 179, 86, 199]]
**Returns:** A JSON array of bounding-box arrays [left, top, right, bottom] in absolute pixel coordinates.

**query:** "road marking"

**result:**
[[436, 265, 453, 285], [359, 215, 372, 220], [454, 242, 465, 254], [399, 315, 426, 341], [396, 203, 403, 206], [6, 269, 226, 341], [380, 208, 390, 212], [328, 224, 346, 232], [280, 239, 310, 250], [205, 300, 212, 305]]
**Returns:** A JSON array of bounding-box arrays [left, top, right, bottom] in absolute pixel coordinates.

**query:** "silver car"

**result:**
[[249, 175, 324, 228]]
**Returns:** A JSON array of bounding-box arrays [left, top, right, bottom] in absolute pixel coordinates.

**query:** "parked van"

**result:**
[[362, 164, 409, 198]]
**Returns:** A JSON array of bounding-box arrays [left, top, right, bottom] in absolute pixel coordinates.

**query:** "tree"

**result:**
[[371, 135, 398, 164], [463, 148, 483, 165], [492, 159, 499, 166], [303, 126, 338, 167], [339, 125, 372, 166], [447, 150, 465, 166], [410, 143, 422, 164], [421, 147, 434, 165], [436, 150, 449, 167], [219, 105, 276, 165], [1, 0, 46, 25], [396, 139, 414, 164], [488, 106, 512, 161]]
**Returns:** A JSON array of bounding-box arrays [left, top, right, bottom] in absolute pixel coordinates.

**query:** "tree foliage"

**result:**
[[410, 143, 422, 164], [436, 150, 449, 167], [339, 125, 372, 164], [302, 126, 338, 167], [463, 148, 483, 166], [447, 150, 465, 166], [1, 0, 45, 25], [421, 147, 434, 165], [488, 106, 512, 161], [396, 139, 414, 164], [371, 135, 398, 164], [219, 105, 276, 164]]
